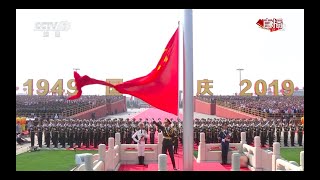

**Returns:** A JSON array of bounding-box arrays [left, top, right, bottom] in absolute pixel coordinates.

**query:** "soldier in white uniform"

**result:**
[[132, 122, 149, 165]]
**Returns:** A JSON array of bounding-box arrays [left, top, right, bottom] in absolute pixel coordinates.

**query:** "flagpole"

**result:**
[[177, 21, 181, 170], [183, 9, 194, 171]]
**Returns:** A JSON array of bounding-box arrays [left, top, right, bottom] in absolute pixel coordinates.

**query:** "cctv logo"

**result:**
[[34, 21, 71, 37]]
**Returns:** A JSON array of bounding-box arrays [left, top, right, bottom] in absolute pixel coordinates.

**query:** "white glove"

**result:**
[[222, 139, 225, 143]]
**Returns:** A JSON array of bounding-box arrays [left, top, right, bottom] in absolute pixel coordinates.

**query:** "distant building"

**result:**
[[293, 89, 304, 96]]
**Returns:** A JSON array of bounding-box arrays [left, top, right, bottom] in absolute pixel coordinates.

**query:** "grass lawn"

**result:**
[[16, 150, 98, 171], [193, 147, 304, 165], [280, 148, 304, 165]]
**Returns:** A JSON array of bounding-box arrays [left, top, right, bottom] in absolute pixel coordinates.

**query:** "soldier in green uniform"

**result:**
[[69, 123, 74, 148], [153, 119, 177, 170], [44, 121, 50, 148], [100, 123, 106, 145], [29, 121, 35, 147], [297, 123, 303, 146], [290, 124, 296, 146], [37, 122, 43, 148], [260, 124, 266, 147], [93, 125, 99, 148], [84, 125, 90, 148], [276, 123, 281, 143], [173, 124, 179, 154], [268, 125, 274, 147], [52, 123, 59, 148], [283, 123, 289, 147], [149, 123, 155, 144]]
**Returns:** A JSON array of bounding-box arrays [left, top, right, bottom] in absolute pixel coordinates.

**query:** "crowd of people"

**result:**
[[16, 95, 125, 118], [196, 96, 304, 117]]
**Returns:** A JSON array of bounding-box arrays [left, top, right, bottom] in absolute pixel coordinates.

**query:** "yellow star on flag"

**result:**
[[164, 56, 168, 62]]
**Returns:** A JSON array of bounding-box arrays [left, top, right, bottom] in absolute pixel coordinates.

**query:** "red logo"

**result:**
[[256, 18, 284, 32]]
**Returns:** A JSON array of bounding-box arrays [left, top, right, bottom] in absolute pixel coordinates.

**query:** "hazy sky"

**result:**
[[16, 9, 304, 96]]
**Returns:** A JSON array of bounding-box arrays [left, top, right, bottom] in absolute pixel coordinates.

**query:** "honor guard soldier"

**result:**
[[126, 122, 133, 144], [255, 123, 260, 137], [76, 126, 82, 148], [260, 125, 266, 147], [44, 122, 51, 148], [69, 124, 74, 148], [248, 125, 254, 145], [283, 123, 289, 147], [153, 119, 177, 170], [29, 122, 35, 147], [89, 122, 94, 146], [194, 124, 200, 146], [268, 125, 274, 147], [66, 121, 70, 146], [84, 125, 90, 148], [100, 124, 106, 145], [244, 125, 250, 144], [157, 118, 162, 133], [81, 123, 86, 148], [298, 124, 303, 146], [214, 126, 219, 143], [132, 122, 149, 166], [218, 123, 231, 165], [180, 127, 183, 145], [276, 124, 281, 143], [52, 124, 59, 148], [290, 124, 296, 146], [149, 123, 156, 144], [37, 122, 43, 148], [173, 127, 179, 154], [59, 123, 66, 148], [105, 123, 110, 145], [126, 126, 132, 144], [206, 125, 213, 143], [179, 122, 183, 144], [121, 124, 127, 144], [93, 125, 99, 148]]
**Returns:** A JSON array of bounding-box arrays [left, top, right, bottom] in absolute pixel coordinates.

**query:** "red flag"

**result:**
[[67, 72, 108, 100], [68, 27, 179, 115]]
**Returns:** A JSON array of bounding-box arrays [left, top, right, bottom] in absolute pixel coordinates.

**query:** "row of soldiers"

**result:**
[[27, 117, 181, 149], [193, 118, 304, 147], [26, 117, 303, 149]]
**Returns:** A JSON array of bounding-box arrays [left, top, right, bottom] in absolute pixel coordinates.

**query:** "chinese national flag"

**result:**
[[68, 27, 179, 115], [112, 27, 179, 115]]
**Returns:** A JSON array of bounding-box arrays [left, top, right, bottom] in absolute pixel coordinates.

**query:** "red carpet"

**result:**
[[130, 108, 183, 121], [118, 108, 251, 171], [221, 164, 251, 171]]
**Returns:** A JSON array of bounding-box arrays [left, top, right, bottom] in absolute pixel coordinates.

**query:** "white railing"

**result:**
[[276, 158, 303, 171], [72, 132, 303, 171], [197, 132, 244, 163], [73, 132, 160, 171], [93, 161, 104, 171]]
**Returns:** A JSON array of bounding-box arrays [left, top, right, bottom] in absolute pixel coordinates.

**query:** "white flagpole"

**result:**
[[183, 9, 194, 171], [177, 21, 181, 170]]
